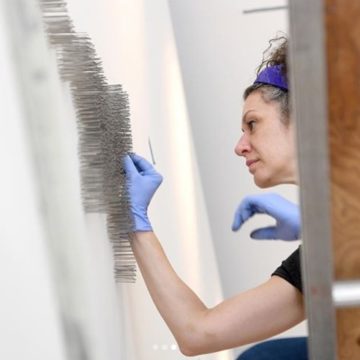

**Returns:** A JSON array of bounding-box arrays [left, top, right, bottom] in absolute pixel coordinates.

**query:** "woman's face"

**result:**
[[234, 91, 297, 188]]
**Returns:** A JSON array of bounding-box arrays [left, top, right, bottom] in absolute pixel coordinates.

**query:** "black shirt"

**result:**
[[271, 246, 302, 293]]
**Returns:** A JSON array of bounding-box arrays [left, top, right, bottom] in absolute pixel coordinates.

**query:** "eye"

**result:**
[[247, 120, 256, 131]]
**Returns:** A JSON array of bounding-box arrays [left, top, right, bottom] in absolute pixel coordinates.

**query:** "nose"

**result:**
[[234, 133, 251, 156]]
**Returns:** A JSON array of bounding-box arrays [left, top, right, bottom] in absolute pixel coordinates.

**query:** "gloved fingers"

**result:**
[[250, 226, 278, 240], [246, 194, 275, 215], [123, 154, 139, 179], [231, 210, 244, 231], [232, 193, 295, 232], [257, 193, 298, 219], [241, 194, 296, 221], [232, 201, 255, 231], [130, 153, 158, 175]]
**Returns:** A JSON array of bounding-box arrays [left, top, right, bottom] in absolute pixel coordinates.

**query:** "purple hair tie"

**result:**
[[254, 65, 288, 91]]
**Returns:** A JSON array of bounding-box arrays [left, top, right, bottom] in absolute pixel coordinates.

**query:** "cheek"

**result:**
[[258, 141, 292, 175]]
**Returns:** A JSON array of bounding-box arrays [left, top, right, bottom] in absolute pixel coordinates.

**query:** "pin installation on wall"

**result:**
[[39, 0, 135, 282]]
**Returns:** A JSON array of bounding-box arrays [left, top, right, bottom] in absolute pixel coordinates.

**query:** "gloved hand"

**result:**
[[123, 153, 163, 232], [232, 193, 301, 240]]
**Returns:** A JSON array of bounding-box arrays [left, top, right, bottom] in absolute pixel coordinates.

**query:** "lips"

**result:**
[[246, 159, 259, 167], [246, 159, 259, 174]]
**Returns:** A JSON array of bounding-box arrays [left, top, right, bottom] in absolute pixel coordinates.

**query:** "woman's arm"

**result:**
[[131, 231, 305, 356], [123, 154, 305, 356]]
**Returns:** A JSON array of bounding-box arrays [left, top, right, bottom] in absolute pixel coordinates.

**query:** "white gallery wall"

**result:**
[[65, 1, 233, 358], [1, 0, 134, 359]]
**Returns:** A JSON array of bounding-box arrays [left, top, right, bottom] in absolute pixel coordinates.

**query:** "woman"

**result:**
[[123, 37, 307, 357]]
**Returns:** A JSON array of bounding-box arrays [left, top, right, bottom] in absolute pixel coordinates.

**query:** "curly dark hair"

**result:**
[[243, 36, 290, 122]]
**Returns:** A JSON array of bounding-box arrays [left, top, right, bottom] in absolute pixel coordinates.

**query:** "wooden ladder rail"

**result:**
[[289, 0, 360, 359]]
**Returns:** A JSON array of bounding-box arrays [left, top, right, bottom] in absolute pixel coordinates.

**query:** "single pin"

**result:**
[[148, 137, 156, 165]]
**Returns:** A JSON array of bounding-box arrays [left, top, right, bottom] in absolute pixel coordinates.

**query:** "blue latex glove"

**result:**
[[123, 153, 163, 232], [232, 193, 301, 240]]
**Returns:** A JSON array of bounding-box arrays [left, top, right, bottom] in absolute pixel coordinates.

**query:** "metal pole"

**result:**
[[288, 0, 337, 359]]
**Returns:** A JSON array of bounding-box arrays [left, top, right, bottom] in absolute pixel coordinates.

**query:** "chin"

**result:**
[[253, 174, 275, 188], [254, 180, 272, 188]]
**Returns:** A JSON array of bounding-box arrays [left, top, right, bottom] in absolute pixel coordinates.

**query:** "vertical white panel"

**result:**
[[1, 0, 129, 359], [64, 0, 232, 358], [0, 2, 67, 359]]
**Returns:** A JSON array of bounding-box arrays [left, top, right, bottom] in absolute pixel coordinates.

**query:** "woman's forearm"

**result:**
[[130, 231, 208, 354], [129, 232, 306, 356]]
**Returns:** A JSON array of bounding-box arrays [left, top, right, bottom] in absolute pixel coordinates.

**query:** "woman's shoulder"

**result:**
[[271, 246, 302, 293]]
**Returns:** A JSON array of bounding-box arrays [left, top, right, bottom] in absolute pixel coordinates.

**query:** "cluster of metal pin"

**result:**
[[39, 0, 136, 282]]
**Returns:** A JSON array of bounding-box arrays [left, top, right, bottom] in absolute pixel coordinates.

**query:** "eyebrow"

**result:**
[[242, 109, 256, 124]]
